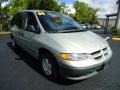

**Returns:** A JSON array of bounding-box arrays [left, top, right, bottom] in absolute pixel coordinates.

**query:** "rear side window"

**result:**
[[11, 12, 40, 33], [10, 13, 23, 29], [10, 16, 15, 26]]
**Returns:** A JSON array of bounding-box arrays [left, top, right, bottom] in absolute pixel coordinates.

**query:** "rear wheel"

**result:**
[[40, 52, 59, 81], [11, 38, 16, 48], [11, 34, 18, 48]]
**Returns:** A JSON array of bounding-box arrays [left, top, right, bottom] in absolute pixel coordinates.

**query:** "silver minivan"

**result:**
[[10, 10, 112, 80]]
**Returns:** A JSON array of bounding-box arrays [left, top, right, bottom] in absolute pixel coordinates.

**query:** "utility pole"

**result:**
[[116, 0, 120, 30]]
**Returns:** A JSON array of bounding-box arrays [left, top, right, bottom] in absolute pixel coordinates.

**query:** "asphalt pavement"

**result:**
[[0, 30, 120, 90]]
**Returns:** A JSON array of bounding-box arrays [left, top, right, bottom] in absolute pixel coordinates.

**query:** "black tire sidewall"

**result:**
[[41, 53, 59, 81], [11, 36, 18, 48]]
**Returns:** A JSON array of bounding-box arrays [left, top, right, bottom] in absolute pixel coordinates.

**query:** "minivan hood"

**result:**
[[48, 31, 108, 53]]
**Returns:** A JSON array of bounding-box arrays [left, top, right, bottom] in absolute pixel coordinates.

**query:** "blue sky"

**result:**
[[60, 0, 74, 4]]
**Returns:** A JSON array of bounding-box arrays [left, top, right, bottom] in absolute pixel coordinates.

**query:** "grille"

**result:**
[[90, 47, 108, 60]]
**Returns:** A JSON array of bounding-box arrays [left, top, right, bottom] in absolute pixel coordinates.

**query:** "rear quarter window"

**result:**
[[10, 13, 23, 29]]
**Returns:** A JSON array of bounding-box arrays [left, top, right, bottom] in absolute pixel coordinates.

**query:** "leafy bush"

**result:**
[[2, 22, 10, 32], [112, 28, 120, 36]]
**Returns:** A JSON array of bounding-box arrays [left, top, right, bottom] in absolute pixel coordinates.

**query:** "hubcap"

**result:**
[[42, 58, 52, 76]]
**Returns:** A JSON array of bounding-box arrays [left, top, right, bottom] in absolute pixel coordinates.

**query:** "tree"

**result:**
[[27, 0, 63, 12], [7, 0, 65, 15], [27, 0, 42, 10], [0, 0, 9, 32], [73, 1, 98, 24], [8, 0, 28, 15]]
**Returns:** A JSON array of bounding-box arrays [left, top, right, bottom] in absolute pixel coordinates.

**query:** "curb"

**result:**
[[0, 32, 11, 35], [112, 36, 120, 40]]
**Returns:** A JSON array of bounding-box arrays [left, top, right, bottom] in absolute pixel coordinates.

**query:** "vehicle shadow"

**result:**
[[7, 42, 83, 85]]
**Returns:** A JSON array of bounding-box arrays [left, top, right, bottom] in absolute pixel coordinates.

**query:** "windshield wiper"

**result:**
[[57, 29, 87, 33], [47, 27, 87, 33], [62, 27, 80, 30]]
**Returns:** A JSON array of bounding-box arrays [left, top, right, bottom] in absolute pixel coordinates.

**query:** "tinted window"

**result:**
[[11, 13, 23, 29], [10, 16, 15, 26], [21, 12, 28, 29], [11, 12, 40, 33], [26, 12, 39, 31], [37, 12, 82, 32]]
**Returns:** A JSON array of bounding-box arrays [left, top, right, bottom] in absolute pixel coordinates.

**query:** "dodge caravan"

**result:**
[[10, 10, 112, 80]]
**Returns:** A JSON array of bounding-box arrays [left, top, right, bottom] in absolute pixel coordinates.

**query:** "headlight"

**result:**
[[60, 53, 88, 60]]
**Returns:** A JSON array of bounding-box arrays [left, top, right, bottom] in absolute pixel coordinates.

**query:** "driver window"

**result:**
[[26, 12, 40, 32]]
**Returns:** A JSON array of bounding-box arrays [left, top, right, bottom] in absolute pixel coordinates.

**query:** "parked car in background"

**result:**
[[91, 24, 102, 29], [10, 10, 112, 81], [81, 24, 87, 29], [80, 23, 92, 29], [85, 23, 92, 29], [96, 25, 102, 29]]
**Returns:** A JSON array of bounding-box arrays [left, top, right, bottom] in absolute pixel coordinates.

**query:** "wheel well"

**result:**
[[39, 48, 56, 60], [38, 48, 60, 75]]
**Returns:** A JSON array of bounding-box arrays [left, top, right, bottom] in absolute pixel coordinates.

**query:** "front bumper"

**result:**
[[58, 59, 111, 80]]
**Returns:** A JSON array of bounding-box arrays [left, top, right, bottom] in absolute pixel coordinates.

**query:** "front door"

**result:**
[[20, 12, 41, 57]]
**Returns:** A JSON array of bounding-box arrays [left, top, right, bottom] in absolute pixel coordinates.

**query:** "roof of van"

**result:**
[[19, 10, 55, 13]]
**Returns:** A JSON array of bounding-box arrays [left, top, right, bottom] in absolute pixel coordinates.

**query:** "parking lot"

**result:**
[[0, 30, 120, 90]]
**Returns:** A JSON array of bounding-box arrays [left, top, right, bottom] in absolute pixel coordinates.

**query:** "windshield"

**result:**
[[36, 11, 83, 33]]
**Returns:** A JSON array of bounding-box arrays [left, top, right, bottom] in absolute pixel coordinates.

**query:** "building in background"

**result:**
[[105, 0, 120, 30], [97, 18, 116, 28]]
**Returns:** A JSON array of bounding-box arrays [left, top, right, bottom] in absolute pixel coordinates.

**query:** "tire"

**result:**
[[40, 52, 59, 81], [11, 35, 18, 48]]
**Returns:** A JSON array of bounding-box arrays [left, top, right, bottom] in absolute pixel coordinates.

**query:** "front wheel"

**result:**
[[41, 53, 59, 81]]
